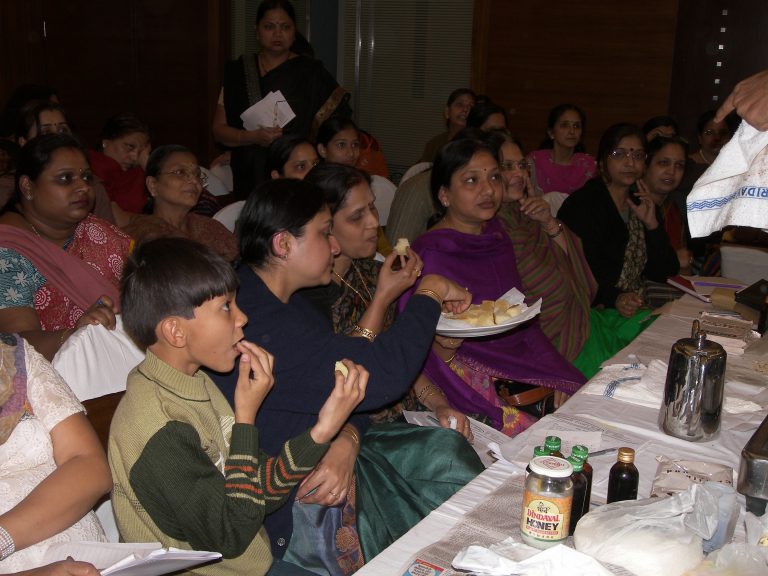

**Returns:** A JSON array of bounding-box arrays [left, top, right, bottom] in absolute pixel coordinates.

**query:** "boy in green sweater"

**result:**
[[109, 238, 367, 576]]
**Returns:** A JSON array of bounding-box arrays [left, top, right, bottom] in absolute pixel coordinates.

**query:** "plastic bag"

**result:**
[[573, 485, 717, 576], [684, 542, 768, 575]]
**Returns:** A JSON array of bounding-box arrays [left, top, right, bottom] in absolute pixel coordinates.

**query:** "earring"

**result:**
[[24, 194, 32, 201]]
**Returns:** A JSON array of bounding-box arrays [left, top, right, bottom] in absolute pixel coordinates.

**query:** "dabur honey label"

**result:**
[[520, 494, 571, 542]]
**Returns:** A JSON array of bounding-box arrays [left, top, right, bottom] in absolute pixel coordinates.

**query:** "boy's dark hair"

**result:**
[[121, 237, 239, 349]]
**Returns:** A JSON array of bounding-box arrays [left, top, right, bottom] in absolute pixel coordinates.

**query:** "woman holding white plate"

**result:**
[[400, 138, 586, 436]]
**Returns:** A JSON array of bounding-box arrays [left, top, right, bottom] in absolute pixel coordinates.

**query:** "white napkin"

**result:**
[[579, 362, 653, 407], [687, 120, 768, 238], [581, 360, 762, 413], [452, 542, 613, 576]]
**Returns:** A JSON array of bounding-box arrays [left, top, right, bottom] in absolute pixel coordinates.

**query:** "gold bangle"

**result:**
[[341, 426, 360, 446], [417, 383, 444, 403], [352, 324, 376, 342], [415, 288, 443, 305]]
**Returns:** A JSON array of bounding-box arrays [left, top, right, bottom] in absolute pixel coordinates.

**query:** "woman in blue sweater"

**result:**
[[211, 178, 482, 574]]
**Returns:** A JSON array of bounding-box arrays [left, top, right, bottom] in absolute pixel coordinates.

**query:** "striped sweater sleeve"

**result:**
[[129, 421, 327, 558]]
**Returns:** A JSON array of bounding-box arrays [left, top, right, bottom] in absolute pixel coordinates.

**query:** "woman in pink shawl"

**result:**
[[0, 134, 131, 360], [399, 138, 585, 435]]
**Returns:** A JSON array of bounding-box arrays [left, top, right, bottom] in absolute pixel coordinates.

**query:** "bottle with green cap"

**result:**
[[544, 435, 564, 458], [525, 445, 549, 477], [571, 444, 592, 511], [567, 456, 588, 535]]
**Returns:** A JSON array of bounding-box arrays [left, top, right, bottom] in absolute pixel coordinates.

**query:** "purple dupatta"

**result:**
[[399, 217, 586, 429]]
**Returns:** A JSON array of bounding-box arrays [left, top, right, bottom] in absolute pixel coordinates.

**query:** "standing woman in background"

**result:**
[[213, 0, 350, 199], [528, 104, 596, 195]]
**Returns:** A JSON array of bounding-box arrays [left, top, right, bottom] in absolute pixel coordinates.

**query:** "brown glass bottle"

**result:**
[[567, 456, 588, 535], [571, 444, 592, 511], [606, 447, 639, 504]]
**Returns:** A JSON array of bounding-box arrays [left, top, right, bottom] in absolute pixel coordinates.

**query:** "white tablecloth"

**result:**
[[357, 297, 768, 575]]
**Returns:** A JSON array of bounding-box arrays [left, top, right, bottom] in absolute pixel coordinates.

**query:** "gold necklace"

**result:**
[[333, 262, 373, 306], [698, 149, 712, 165]]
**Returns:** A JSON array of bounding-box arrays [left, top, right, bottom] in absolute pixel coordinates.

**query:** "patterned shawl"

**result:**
[[616, 212, 647, 296], [497, 202, 596, 361], [0, 215, 130, 329]]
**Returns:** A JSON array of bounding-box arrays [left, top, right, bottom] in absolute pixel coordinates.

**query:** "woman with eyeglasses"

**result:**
[[558, 123, 679, 319], [528, 104, 597, 195], [0, 134, 132, 360], [119, 145, 237, 262], [490, 130, 597, 370]]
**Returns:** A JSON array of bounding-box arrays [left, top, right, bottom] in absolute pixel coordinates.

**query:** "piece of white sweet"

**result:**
[[334, 361, 349, 377], [394, 238, 410, 256]]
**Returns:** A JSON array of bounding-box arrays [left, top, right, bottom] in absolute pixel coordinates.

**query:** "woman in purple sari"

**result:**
[[399, 138, 586, 435]]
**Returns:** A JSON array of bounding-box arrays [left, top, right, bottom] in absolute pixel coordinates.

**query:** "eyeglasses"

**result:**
[[159, 168, 208, 185], [609, 148, 646, 161], [500, 160, 530, 172], [703, 128, 730, 137]]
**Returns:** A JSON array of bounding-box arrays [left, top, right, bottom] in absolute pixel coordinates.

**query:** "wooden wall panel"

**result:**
[[473, 1, 678, 156], [0, 0, 228, 163], [0, 1, 45, 121], [669, 0, 768, 145]]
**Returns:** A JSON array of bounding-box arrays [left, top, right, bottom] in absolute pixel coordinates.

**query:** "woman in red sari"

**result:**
[[0, 134, 131, 360]]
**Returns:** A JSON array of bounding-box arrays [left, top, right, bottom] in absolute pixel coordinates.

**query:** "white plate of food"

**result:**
[[436, 287, 541, 337]]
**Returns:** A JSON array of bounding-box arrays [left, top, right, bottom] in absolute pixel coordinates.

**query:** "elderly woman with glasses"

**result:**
[[558, 123, 679, 319], [119, 145, 238, 262]]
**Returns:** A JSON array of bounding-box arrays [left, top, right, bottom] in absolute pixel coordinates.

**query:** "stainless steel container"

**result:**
[[660, 320, 727, 442], [738, 412, 768, 515]]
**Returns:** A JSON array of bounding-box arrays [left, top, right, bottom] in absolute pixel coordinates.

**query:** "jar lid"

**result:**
[[529, 456, 573, 477]]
